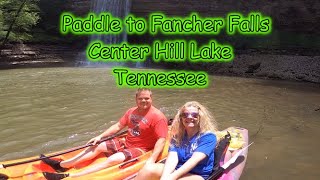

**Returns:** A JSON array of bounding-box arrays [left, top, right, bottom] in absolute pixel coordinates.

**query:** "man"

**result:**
[[42, 88, 168, 179]]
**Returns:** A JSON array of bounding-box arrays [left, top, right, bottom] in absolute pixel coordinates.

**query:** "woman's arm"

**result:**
[[170, 133, 216, 179], [169, 152, 207, 179], [160, 151, 179, 180]]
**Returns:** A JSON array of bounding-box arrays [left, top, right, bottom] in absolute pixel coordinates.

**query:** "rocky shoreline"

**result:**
[[0, 44, 80, 69], [1, 44, 319, 84], [206, 52, 320, 83]]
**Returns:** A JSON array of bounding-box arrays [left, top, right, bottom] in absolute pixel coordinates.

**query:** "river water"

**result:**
[[0, 67, 319, 179]]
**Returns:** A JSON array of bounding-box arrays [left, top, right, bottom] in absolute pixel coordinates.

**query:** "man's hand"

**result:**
[[87, 135, 102, 145]]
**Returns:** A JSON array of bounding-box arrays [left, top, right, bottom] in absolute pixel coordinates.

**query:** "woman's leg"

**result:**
[[134, 163, 164, 180], [69, 152, 126, 177], [179, 173, 204, 180]]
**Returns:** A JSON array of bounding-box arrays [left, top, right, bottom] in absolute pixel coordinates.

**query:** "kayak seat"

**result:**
[[210, 132, 231, 179]]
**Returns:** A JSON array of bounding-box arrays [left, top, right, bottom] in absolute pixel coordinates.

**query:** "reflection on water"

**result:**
[[0, 67, 319, 179]]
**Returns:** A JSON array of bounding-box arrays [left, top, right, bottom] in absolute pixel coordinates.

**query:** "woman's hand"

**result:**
[[87, 135, 102, 145]]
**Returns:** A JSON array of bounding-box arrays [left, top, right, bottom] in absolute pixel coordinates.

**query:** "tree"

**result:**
[[0, 0, 40, 46]]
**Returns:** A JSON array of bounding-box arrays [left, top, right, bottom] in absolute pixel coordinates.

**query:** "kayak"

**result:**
[[0, 127, 249, 180], [0, 132, 170, 180]]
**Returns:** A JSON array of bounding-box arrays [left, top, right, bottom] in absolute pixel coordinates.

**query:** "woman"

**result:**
[[135, 101, 218, 180]]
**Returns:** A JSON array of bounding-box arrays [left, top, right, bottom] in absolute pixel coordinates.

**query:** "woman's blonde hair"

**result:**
[[171, 101, 218, 147]]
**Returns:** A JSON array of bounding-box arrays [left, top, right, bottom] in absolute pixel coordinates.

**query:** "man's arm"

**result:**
[[147, 137, 166, 163], [100, 122, 125, 138], [88, 122, 125, 145], [147, 114, 169, 163]]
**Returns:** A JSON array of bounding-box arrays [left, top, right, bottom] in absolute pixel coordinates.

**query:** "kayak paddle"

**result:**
[[207, 142, 253, 180], [0, 130, 127, 169]]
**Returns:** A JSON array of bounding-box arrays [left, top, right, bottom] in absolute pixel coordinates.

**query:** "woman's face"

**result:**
[[181, 106, 200, 129]]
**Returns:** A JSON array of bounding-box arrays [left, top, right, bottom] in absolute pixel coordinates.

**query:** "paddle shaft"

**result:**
[[1, 130, 127, 169]]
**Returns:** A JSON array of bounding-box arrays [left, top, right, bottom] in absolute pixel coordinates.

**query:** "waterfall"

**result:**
[[78, 0, 131, 67], [90, 0, 130, 44]]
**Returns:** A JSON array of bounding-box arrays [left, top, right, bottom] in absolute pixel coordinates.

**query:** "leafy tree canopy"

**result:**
[[0, 0, 40, 44]]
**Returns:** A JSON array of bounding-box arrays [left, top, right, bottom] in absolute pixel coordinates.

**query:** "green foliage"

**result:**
[[0, 5, 5, 38], [0, 0, 40, 43]]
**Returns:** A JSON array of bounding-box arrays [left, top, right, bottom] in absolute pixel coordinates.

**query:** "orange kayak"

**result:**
[[0, 127, 249, 180], [0, 133, 170, 180]]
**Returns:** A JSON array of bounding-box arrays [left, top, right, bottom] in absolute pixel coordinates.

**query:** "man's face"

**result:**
[[136, 90, 152, 111]]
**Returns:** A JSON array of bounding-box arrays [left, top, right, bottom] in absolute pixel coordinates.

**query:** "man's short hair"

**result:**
[[136, 88, 152, 97]]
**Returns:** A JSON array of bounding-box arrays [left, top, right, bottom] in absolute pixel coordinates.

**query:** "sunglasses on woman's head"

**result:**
[[181, 112, 199, 118]]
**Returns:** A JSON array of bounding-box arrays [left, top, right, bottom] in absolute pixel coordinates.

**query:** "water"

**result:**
[[0, 67, 319, 180]]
